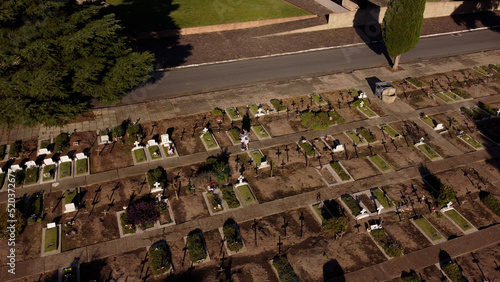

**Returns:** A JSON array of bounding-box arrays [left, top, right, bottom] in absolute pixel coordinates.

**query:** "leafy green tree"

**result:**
[[0, 0, 154, 127], [382, 0, 425, 70]]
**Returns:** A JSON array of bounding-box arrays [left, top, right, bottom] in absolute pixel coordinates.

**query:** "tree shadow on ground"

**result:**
[[323, 259, 345, 281], [451, 0, 500, 31], [352, 5, 392, 66]]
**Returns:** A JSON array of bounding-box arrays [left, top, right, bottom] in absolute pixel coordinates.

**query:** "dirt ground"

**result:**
[[341, 158, 379, 180]]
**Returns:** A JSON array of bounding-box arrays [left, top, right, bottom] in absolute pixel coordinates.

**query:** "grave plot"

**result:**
[[379, 123, 400, 139], [185, 230, 210, 264], [220, 185, 241, 209], [356, 127, 379, 144], [367, 154, 393, 173], [24, 163, 40, 185], [418, 265, 444, 281], [405, 77, 426, 89], [425, 210, 463, 239], [269, 98, 287, 112], [370, 187, 394, 211], [226, 107, 242, 121], [266, 117, 306, 136], [149, 241, 171, 276], [433, 91, 463, 103], [441, 203, 477, 234], [251, 124, 272, 140], [321, 135, 346, 154], [297, 137, 320, 157], [440, 260, 469, 282], [368, 224, 403, 258], [226, 127, 241, 145], [420, 114, 445, 131], [42, 223, 60, 255], [310, 200, 348, 238], [376, 140, 425, 170], [203, 188, 226, 215], [248, 103, 268, 117], [170, 191, 210, 224], [340, 194, 365, 219], [147, 167, 168, 193], [309, 94, 328, 106], [398, 88, 441, 109], [411, 216, 446, 244], [63, 188, 79, 214], [218, 219, 246, 255], [75, 153, 89, 176], [131, 142, 148, 164], [414, 140, 443, 161], [146, 139, 163, 161], [271, 256, 299, 282], [248, 149, 270, 170], [58, 157, 72, 179], [352, 99, 378, 118], [339, 158, 379, 180], [329, 161, 352, 182], [380, 213, 432, 254], [344, 130, 367, 146], [247, 164, 324, 203], [461, 106, 490, 121], [200, 128, 220, 151], [41, 159, 57, 182]]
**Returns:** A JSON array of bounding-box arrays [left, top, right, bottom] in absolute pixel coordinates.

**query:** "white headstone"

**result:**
[[64, 203, 76, 213], [359, 92, 367, 99], [75, 153, 87, 160], [10, 165, 21, 171], [25, 161, 37, 168], [360, 208, 368, 215], [258, 107, 265, 115], [359, 101, 365, 108], [161, 134, 171, 145], [59, 156, 71, 164], [377, 205, 384, 214], [37, 148, 51, 156], [100, 135, 109, 144], [238, 175, 245, 185], [333, 144, 344, 153], [133, 141, 140, 148], [446, 201, 453, 209], [497, 109, 500, 116], [147, 139, 158, 147], [47, 222, 56, 229], [43, 158, 55, 166], [434, 123, 444, 131], [202, 128, 209, 134], [415, 137, 425, 146], [154, 182, 161, 189]]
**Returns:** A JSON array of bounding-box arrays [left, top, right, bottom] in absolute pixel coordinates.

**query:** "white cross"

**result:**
[[238, 175, 245, 184], [133, 141, 140, 147], [153, 182, 161, 189], [202, 128, 209, 134]]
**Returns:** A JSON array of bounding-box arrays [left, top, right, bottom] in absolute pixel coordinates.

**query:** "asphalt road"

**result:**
[[123, 29, 500, 102]]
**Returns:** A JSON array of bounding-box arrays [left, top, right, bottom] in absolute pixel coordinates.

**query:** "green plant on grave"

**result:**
[[54, 133, 70, 153], [112, 124, 125, 138], [272, 256, 299, 282], [479, 191, 500, 216], [323, 217, 348, 236], [300, 111, 334, 130], [187, 233, 207, 262], [127, 123, 143, 138], [9, 140, 23, 157], [222, 224, 243, 252], [147, 167, 169, 188], [441, 261, 467, 282], [212, 107, 223, 115], [149, 244, 170, 275]]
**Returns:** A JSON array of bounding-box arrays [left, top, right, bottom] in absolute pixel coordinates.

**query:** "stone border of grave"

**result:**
[[63, 187, 80, 214], [37, 138, 53, 156], [312, 165, 339, 187], [247, 149, 270, 170], [203, 189, 229, 216], [58, 155, 73, 180], [343, 130, 368, 147], [41, 223, 61, 257], [367, 154, 394, 174], [297, 139, 321, 159], [410, 216, 447, 245], [218, 224, 247, 256], [251, 124, 272, 140], [440, 203, 477, 235], [74, 153, 90, 177], [320, 135, 345, 153], [22, 160, 41, 187], [146, 241, 173, 277], [248, 103, 268, 118], [226, 107, 243, 121], [234, 179, 259, 206], [131, 142, 149, 165], [366, 229, 393, 261], [378, 124, 401, 139], [353, 190, 387, 216], [414, 139, 443, 161], [41, 158, 58, 183], [183, 232, 211, 265], [327, 161, 354, 183], [309, 202, 335, 226], [146, 139, 164, 162]]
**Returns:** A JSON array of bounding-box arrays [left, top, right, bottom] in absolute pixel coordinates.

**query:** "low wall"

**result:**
[[328, 1, 500, 29]]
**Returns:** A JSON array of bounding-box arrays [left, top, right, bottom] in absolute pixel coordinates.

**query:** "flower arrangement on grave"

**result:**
[[156, 202, 167, 212]]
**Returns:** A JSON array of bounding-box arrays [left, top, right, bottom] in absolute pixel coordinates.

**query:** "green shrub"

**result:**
[[478, 101, 497, 116], [330, 162, 350, 181], [212, 107, 223, 115], [112, 125, 125, 138], [357, 127, 376, 143], [223, 224, 243, 252], [323, 217, 348, 235], [437, 186, 456, 207], [147, 167, 168, 188], [401, 270, 421, 281], [9, 140, 23, 158], [149, 244, 170, 275], [187, 233, 207, 262], [221, 186, 240, 208], [441, 261, 467, 282], [300, 111, 334, 130], [273, 257, 299, 282], [54, 133, 70, 153], [126, 123, 143, 138], [480, 192, 500, 216], [208, 158, 229, 183], [270, 99, 286, 111], [341, 195, 361, 216]]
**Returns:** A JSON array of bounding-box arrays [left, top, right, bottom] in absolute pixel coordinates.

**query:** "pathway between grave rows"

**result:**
[[0, 50, 498, 144], [3, 145, 500, 279]]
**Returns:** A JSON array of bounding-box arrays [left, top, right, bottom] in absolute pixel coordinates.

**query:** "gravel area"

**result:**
[[133, 11, 500, 69]]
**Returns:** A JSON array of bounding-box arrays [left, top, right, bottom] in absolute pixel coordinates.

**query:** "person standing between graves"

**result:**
[[240, 129, 248, 151], [244, 134, 250, 151]]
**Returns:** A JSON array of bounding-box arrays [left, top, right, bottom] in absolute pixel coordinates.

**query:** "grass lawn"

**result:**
[[249, 104, 260, 115], [42, 165, 56, 181], [345, 130, 365, 145], [359, 105, 377, 117], [444, 209, 473, 231], [108, 0, 310, 31], [249, 150, 264, 167], [252, 125, 270, 139], [120, 213, 136, 234], [357, 127, 377, 143], [371, 188, 392, 209], [417, 144, 440, 159], [270, 99, 286, 111], [460, 135, 483, 149], [237, 185, 256, 205], [44, 227, 58, 252], [435, 92, 453, 103], [76, 158, 88, 174], [341, 195, 361, 216], [310, 94, 327, 105], [414, 217, 443, 241], [65, 189, 78, 205], [298, 140, 316, 156], [148, 145, 162, 160], [28, 195, 42, 217], [226, 107, 241, 120], [133, 148, 147, 163], [329, 110, 345, 123], [444, 91, 462, 101], [24, 167, 39, 185], [452, 89, 471, 99], [40, 139, 51, 149], [59, 161, 72, 178], [330, 162, 351, 181], [380, 124, 399, 138], [474, 66, 490, 76], [228, 127, 241, 143], [406, 77, 424, 88], [420, 116, 436, 128], [202, 133, 218, 149], [369, 155, 391, 171]]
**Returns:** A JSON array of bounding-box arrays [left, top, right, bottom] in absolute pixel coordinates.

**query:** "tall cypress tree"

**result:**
[[382, 0, 426, 70], [0, 0, 154, 128]]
